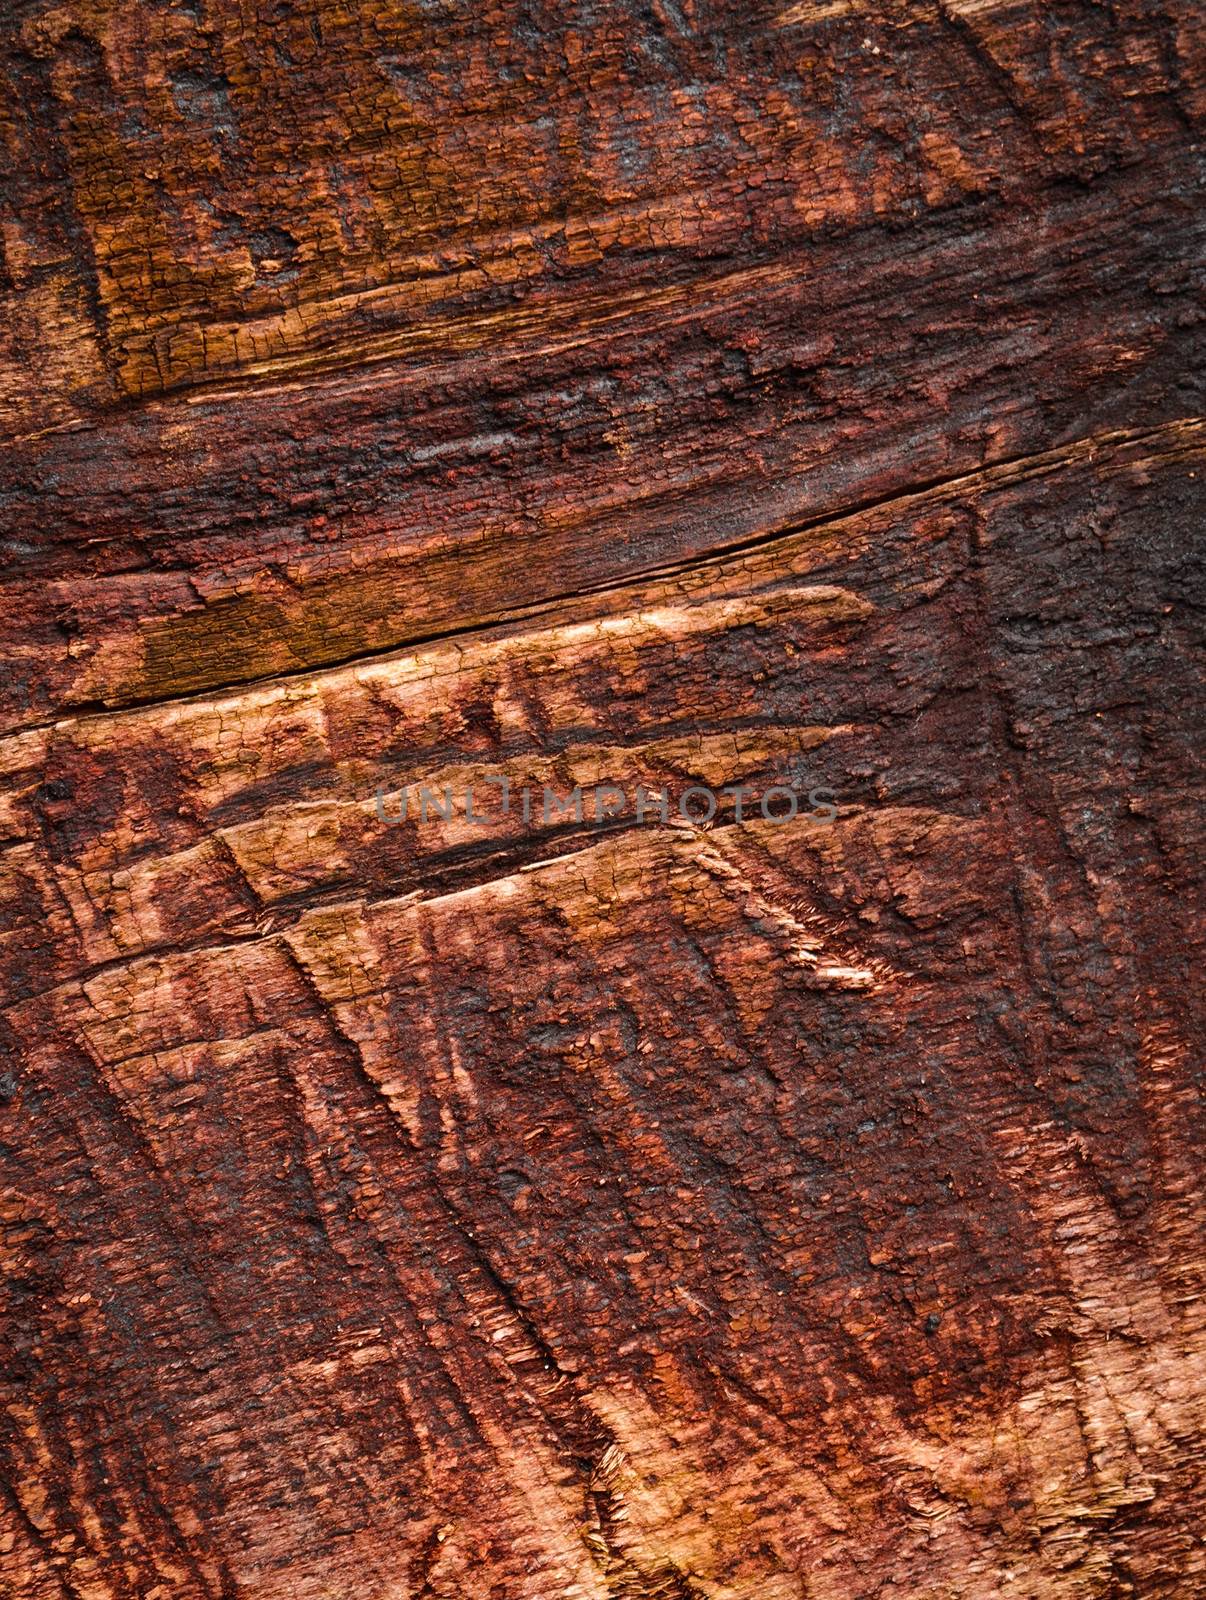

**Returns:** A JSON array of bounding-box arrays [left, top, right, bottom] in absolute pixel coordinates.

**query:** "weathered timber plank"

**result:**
[[2, 1, 1205, 1597], [1, 416, 1204, 1597]]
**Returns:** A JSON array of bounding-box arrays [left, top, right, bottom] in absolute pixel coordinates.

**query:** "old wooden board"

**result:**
[[0, 1, 1204, 1597]]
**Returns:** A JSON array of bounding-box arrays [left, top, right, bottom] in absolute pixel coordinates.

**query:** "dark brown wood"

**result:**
[[0, 1, 1203, 1597]]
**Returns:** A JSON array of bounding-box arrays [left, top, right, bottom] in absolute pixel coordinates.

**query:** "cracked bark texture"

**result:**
[[0, 0, 1204, 1597]]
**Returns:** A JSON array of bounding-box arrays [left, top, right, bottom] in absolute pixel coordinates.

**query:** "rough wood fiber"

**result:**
[[0, 1, 1204, 1598]]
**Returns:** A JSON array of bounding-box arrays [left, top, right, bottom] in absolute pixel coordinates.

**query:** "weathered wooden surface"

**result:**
[[1, 1, 1204, 1597]]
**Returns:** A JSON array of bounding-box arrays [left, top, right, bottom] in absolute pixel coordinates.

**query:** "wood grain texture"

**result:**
[[1, 1, 1204, 1597]]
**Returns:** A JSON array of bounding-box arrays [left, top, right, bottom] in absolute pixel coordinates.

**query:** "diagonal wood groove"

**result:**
[[9, 414, 1202, 739]]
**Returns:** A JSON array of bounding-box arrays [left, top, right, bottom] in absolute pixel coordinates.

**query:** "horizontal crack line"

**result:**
[[3, 805, 870, 1014], [9, 414, 1204, 742]]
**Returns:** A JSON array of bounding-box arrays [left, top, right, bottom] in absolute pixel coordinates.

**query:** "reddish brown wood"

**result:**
[[0, 1, 1203, 1597]]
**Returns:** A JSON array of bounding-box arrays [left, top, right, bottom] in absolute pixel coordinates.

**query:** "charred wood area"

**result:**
[[0, 1, 1204, 1596]]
